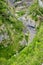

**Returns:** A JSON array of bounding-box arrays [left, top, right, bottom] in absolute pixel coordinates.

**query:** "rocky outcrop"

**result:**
[[18, 14, 36, 44], [39, 0, 43, 7]]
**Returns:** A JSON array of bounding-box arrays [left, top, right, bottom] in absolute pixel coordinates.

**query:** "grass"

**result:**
[[16, 10, 26, 17], [6, 1, 43, 65], [0, 0, 43, 65], [7, 22, 43, 65], [0, 58, 7, 65], [0, 0, 26, 60], [28, 0, 43, 21]]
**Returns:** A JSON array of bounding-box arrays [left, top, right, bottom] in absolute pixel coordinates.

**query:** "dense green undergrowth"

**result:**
[[0, 0, 43, 65], [7, 22, 43, 65], [28, 0, 43, 21], [0, 0, 26, 60], [6, 0, 43, 65]]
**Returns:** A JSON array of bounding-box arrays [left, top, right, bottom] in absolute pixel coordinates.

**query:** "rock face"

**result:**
[[0, 24, 9, 44], [8, 0, 33, 7], [18, 14, 36, 44], [18, 16, 36, 28], [22, 0, 33, 2], [8, 0, 16, 4], [39, 0, 43, 7]]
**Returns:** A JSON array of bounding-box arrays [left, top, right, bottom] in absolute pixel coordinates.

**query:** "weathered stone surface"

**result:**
[[39, 0, 43, 7], [18, 14, 36, 44]]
